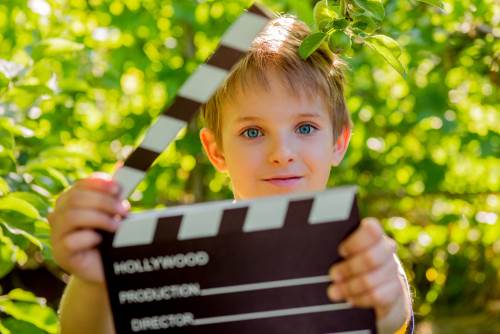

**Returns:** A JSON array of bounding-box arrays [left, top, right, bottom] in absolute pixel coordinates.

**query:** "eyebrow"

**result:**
[[234, 112, 323, 123]]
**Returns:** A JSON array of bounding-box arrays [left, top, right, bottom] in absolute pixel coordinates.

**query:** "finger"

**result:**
[[61, 189, 129, 217], [55, 175, 121, 211], [333, 257, 398, 298], [55, 209, 120, 237], [346, 279, 401, 312], [61, 230, 103, 253], [330, 237, 395, 281], [74, 173, 121, 198], [338, 218, 383, 257]]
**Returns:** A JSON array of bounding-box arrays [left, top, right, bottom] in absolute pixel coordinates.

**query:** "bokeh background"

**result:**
[[0, 0, 498, 333]]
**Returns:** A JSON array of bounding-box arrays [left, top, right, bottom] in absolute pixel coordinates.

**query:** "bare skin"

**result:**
[[51, 174, 410, 334], [51, 76, 411, 333], [49, 173, 128, 334]]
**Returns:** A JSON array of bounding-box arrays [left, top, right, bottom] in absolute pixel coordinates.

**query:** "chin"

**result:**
[[259, 186, 305, 198]]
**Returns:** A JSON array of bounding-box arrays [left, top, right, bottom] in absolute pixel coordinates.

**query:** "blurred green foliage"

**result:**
[[0, 0, 498, 333]]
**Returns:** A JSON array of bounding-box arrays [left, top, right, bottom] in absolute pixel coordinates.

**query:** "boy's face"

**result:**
[[200, 73, 350, 200]]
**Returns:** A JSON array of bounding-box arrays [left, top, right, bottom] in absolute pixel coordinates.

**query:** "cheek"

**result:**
[[224, 142, 261, 174], [304, 139, 334, 159], [301, 139, 335, 172]]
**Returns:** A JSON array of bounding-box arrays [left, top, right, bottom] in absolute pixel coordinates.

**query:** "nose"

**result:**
[[267, 134, 296, 165]]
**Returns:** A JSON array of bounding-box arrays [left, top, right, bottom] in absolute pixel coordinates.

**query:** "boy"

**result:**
[[49, 14, 413, 334]]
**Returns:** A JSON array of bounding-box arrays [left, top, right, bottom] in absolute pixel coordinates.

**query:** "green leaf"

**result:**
[[14, 83, 53, 95], [352, 14, 378, 34], [352, 0, 385, 21], [0, 72, 8, 89], [59, 78, 89, 93], [7, 192, 50, 217], [364, 34, 407, 77], [1, 221, 44, 251], [0, 120, 15, 150], [32, 38, 84, 60], [0, 291, 58, 334], [26, 165, 69, 194], [0, 318, 47, 334], [0, 228, 17, 278], [299, 32, 327, 60], [33, 220, 53, 261], [0, 179, 9, 196], [7, 289, 40, 303], [313, 0, 339, 31], [0, 196, 40, 220], [416, 0, 445, 10], [332, 18, 349, 30]]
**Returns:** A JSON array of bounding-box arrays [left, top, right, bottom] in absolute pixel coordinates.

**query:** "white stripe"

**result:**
[[308, 186, 357, 224], [221, 11, 269, 52], [113, 213, 158, 247], [243, 196, 288, 232], [178, 208, 223, 240], [113, 166, 146, 199], [140, 115, 186, 153], [178, 64, 228, 103], [324, 331, 371, 334], [201, 275, 330, 296], [193, 303, 352, 326]]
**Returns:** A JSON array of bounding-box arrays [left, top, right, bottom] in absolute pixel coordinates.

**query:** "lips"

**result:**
[[262, 175, 303, 187]]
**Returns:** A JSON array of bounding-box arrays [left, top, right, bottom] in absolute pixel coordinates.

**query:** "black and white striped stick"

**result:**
[[113, 4, 273, 198]]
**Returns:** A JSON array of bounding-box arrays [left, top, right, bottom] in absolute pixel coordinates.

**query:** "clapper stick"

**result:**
[[100, 186, 376, 333], [100, 3, 377, 333], [112, 4, 273, 198]]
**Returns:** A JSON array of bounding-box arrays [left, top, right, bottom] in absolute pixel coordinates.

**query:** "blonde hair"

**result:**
[[201, 14, 351, 147]]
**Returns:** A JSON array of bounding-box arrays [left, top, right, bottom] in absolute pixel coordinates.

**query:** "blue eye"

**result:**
[[242, 128, 262, 138], [297, 124, 316, 135]]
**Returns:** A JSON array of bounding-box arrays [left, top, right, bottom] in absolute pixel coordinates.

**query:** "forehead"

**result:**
[[222, 72, 330, 122]]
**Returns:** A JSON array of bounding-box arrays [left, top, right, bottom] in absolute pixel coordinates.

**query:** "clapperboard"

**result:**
[[99, 3, 376, 333], [100, 186, 376, 333]]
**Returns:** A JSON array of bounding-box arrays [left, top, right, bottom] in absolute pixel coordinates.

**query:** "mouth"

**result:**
[[262, 176, 303, 187]]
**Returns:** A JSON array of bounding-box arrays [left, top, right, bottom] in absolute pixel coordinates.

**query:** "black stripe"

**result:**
[[123, 146, 159, 172], [247, 4, 274, 19], [207, 45, 246, 71], [347, 195, 361, 236], [218, 206, 248, 234], [153, 215, 183, 244], [284, 198, 314, 228], [164, 96, 201, 123]]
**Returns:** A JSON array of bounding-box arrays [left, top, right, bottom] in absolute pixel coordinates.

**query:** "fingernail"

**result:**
[[331, 269, 342, 282], [110, 183, 121, 196], [116, 203, 128, 215], [112, 218, 122, 228], [329, 286, 343, 301]]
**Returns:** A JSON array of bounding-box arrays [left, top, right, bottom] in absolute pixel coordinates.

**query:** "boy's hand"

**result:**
[[327, 218, 411, 334], [48, 173, 129, 285]]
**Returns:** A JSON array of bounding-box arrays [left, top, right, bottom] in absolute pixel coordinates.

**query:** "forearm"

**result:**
[[59, 276, 114, 334], [375, 254, 413, 334]]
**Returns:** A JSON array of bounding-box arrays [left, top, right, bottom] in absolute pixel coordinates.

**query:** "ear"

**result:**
[[199, 128, 227, 172], [331, 127, 351, 167]]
